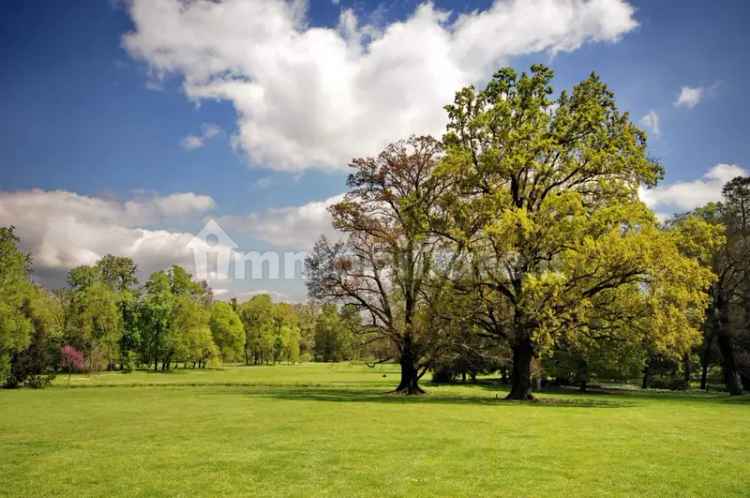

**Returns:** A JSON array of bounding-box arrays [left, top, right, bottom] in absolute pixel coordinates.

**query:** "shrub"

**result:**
[[61, 345, 85, 374], [25, 374, 54, 389]]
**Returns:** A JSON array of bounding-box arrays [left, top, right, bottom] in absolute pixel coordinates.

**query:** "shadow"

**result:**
[[446, 378, 750, 405], [51, 380, 747, 407], [715, 394, 750, 404], [205, 384, 636, 408], [137, 367, 228, 374], [50, 371, 747, 408]]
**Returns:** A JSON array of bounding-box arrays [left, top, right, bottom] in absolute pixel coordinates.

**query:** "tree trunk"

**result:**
[[700, 332, 714, 390], [700, 362, 710, 391], [716, 294, 743, 395], [506, 338, 534, 400], [683, 353, 691, 386], [641, 358, 652, 389], [577, 360, 589, 393], [393, 339, 424, 395], [717, 334, 743, 395]]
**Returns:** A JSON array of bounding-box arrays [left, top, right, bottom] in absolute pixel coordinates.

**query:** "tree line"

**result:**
[[0, 240, 365, 388], [306, 64, 750, 399]]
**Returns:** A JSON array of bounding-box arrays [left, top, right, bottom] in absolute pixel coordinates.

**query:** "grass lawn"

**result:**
[[1, 363, 748, 497]]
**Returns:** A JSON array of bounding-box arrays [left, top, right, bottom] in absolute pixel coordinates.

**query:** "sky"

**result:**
[[1, 0, 749, 301]]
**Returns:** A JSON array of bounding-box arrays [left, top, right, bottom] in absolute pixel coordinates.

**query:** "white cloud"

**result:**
[[640, 110, 660, 137], [151, 192, 216, 217], [181, 123, 221, 150], [123, 0, 638, 171], [674, 86, 704, 109], [640, 164, 748, 214], [219, 194, 344, 249], [0, 190, 217, 284]]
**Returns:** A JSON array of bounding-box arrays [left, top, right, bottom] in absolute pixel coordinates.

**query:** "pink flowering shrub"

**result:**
[[60, 345, 85, 373]]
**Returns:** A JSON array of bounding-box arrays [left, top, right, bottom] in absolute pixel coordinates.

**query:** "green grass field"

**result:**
[[1, 363, 748, 497]]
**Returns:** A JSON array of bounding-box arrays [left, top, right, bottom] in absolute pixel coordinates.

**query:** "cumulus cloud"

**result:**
[[0, 189, 217, 285], [151, 192, 216, 217], [640, 164, 748, 214], [219, 194, 344, 249], [639, 110, 660, 137], [123, 0, 638, 171], [674, 86, 704, 109], [181, 123, 221, 150]]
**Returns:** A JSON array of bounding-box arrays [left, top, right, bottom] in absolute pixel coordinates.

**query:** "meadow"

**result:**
[[1, 363, 748, 497]]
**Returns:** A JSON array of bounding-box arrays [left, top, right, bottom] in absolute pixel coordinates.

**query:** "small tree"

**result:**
[[238, 295, 276, 365], [209, 301, 245, 362], [60, 345, 85, 385], [313, 304, 354, 362], [139, 271, 174, 370]]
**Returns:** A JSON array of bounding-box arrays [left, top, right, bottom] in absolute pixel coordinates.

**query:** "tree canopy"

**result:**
[[434, 64, 714, 398]]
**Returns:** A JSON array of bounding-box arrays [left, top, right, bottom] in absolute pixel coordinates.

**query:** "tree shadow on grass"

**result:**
[[208, 384, 636, 408], [715, 394, 750, 404], [464, 379, 750, 406]]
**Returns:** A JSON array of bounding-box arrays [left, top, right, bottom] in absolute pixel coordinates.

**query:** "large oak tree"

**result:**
[[435, 65, 714, 399]]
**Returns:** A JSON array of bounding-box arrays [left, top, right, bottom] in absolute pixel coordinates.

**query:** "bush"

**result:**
[[25, 374, 55, 389], [4, 328, 58, 389]]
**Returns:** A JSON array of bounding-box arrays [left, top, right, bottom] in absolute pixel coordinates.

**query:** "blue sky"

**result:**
[[1, 0, 749, 300]]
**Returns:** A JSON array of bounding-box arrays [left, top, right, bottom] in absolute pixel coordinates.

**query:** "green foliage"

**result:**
[[63, 255, 141, 371], [168, 265, 212, 304], [238, 294, 276, 364], [0, 227, 38, 386], [436, 65, 714, 398], [209, 301, 245, 362], [121, 350, 136, 373], [139, 271, 175, 369], [135, 266, 220, 370], [96, 255, 138, 291], [5, 286, 63, 388], [168, 295, 217, 366], [313, 304, 355, 362], [66, 281, 123, 369], [238, 295, 302, 365]]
